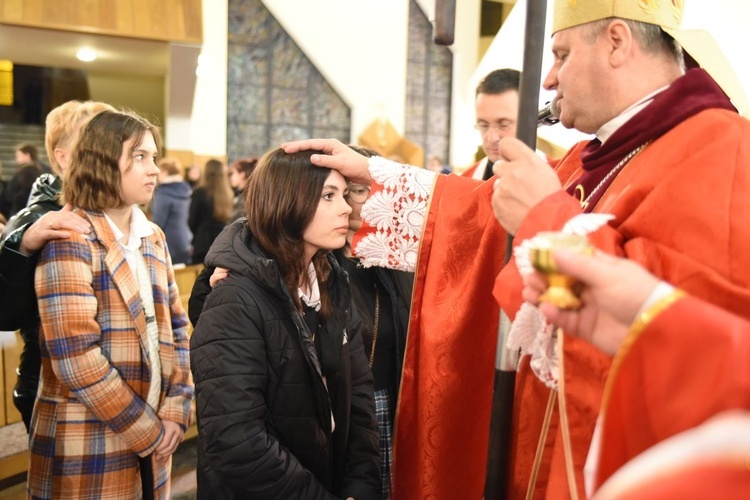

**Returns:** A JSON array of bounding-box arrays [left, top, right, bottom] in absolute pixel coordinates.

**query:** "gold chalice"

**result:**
[[529, 232, 594, 310]]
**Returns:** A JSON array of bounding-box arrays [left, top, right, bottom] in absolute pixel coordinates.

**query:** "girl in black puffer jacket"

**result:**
[[190, 149, 380, 500]]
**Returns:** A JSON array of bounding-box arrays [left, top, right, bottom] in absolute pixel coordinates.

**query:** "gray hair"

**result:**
[[581, 18, 684, 70]]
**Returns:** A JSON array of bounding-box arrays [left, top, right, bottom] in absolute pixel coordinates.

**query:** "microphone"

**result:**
[[538, 98, 560, 127]]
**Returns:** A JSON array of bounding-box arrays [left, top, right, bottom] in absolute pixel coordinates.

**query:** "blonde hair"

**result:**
[[45, 100, 116, 175]]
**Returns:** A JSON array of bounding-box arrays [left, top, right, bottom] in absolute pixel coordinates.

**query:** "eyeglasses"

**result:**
[[474, 120, 515, 135], [347, 184, 371, 204]]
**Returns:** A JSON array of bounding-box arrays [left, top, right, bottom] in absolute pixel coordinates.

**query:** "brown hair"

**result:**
[[158, 156, 184, 176], [581, 18, 683, 68], [475, 68, 521, 97], [45, 100, 116, 176], [62, 110, 162, 210], [230, 157, 259, 177], [245, 148, 334, 317], [200, 159, 234, 222], [15, 143, 39, 163]]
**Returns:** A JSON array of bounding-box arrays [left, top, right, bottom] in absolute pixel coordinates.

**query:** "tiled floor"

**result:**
[[0, 437, 198, 499]]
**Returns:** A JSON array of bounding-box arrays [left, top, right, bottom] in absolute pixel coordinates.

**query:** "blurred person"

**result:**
[[188, 158, 233, 264], [1, 143, 44, 218], [463, 68, 520, 180], [227, 156, 259, 223], [1, 161, 43, 218], [30, 110, 193, 499], [15, 141, 51, 174], [0, 162, 6, 214], [0, 100, 110, 430], [426, 155, 451, 175], [184, 163, 202, 189], [190, 148, 380, 499], [593, 411, 750, 499], [152, 157, 192, 265], [523, 250, 750, 497], [14, 142, 40, 166]]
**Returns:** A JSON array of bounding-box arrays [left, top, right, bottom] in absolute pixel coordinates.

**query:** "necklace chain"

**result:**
[[581, 142, 649, 209], [369, 283, 379, 368]]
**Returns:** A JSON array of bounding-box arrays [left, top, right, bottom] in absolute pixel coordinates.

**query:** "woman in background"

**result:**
[[227, 156, 258, 223], [188, 158, 233, 264], [190, 148, 380, 499], [152, 157, 192, 264], [30, 110, 193, 499], [184, 163, 202, 189]]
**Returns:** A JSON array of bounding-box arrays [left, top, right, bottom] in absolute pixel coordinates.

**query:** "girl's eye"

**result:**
[[323, 192, 334, 201]]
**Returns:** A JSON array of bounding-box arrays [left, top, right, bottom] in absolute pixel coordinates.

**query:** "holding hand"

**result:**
[[154, 420, 184, 464], [20, 203, 91, 255], [522, 249, 661, 355], [491, 137, 562, 234], [209, 267, 230, 287], [281, 139, 371, 184]]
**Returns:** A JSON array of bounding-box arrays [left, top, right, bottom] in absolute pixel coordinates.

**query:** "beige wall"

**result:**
[[87, 72, 165, 129]]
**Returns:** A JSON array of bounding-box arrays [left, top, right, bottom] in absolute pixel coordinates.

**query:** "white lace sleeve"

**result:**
[[353, 156, 436, 272]]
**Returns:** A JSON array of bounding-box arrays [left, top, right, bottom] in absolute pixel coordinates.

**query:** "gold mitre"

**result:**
[[552, 0, 750, 117], [553, 0, 683, 33]]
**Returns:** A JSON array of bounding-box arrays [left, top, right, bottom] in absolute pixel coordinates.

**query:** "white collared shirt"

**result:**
[[103, 206, 161, 410], [298, 262, 321, 311], [103, 206, 154, 272], [298, 261, 335, 431]]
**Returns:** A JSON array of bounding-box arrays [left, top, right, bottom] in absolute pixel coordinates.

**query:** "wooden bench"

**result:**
[[0, 331, 26, 482]]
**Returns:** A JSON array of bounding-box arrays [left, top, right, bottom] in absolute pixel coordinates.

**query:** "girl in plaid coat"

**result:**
[[29, 110, 194, 499]]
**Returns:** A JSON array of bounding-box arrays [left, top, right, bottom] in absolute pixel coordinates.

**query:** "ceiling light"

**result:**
[[76, 48, 97, 62]]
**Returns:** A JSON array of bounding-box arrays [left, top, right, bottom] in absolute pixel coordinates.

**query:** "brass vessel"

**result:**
[[529, 232, 593, 310]]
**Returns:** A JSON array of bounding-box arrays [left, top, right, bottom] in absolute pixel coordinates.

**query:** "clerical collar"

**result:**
[[596, 85, 669, 145]]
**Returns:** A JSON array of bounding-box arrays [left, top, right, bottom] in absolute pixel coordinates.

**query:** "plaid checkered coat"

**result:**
[[28, 208, 193, 499]]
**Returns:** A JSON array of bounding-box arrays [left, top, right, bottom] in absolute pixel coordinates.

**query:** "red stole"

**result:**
[[569, 69, 736, 211]]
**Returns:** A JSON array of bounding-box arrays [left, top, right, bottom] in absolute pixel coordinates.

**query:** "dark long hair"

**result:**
[[245, 148, 334, 318]]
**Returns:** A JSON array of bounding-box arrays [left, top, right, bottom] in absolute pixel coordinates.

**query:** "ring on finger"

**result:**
[[49, 221, 55, 230]]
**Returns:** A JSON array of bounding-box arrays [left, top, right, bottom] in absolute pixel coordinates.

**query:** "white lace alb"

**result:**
[[508, 213, 615, 389], [353, 156, 435, 272]]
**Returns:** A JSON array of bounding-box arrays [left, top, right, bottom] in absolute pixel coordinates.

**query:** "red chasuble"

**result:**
[[354, 173, 509, 499], [595, 295, 750, 491], [496, 69, 750, 498]]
